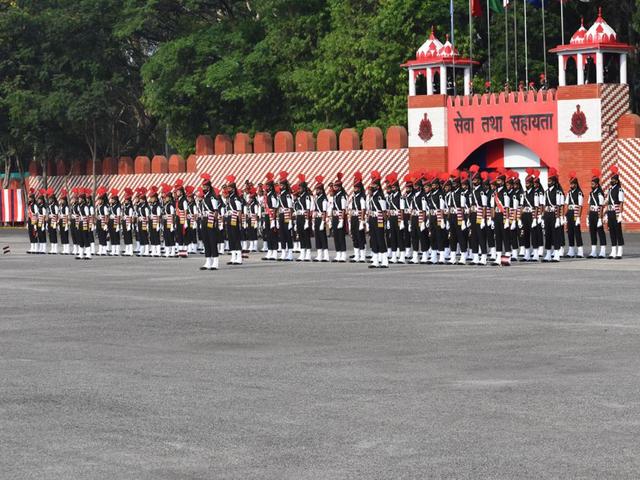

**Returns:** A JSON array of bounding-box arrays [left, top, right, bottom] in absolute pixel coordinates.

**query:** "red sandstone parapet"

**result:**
[[56, 159, 66, 176], [215, 134, 233, 155], [317, 130, 337, 151], [151, 155, 168, 174], [186, 154, 197, 173], [234, 133, 252, 154], [168, 154, 185, 173], [134, 156, 151, 174], [118, 156, 134, 175], [295, 131, 315, 152], [362, 127, 384, 150], [274, 131, 294, 153], [102, 157, 118, 175], [339, 129, 359, 150], [195, 135, 214, 155], [254, 132, 273, 153], [386, 126, 408, 149]]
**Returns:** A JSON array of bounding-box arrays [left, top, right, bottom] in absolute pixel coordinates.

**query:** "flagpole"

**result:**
[[469, 0, 473, 87], [450, 0, 457, 95], [487, 0, 492, 85], [514, 0, 518, 88], [560, 0, 565, 45], [524, 0, 529, 85], [505, 3, 509, 85], [542, 0, 547, 82]]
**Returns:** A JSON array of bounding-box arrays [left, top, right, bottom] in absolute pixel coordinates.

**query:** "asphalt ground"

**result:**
[[1, 227, 640, 479]]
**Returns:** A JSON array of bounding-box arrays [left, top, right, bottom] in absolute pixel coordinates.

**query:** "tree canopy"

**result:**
[[0, 0, 638, 176]]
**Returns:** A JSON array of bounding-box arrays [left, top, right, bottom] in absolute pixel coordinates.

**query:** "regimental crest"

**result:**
[[570, 104, 588, 137], [418, 113, 433, 143]]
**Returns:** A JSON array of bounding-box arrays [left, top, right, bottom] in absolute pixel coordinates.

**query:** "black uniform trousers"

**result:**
[[70, 223, 78, 246], [296, 215, 312, 249], [469, 213, 486, 254], [138, 222, 149, 246], [123, 227, 133, 245], [175, 221, 185, 246], [264, 217, 279, 250], [429, 215, 444, 252], [448, 213, 468, 252], [332, 216, 346, 252], [48, 225, 57, 244], [226, 222, 241, 250], [402, 214, 411, 250], [202, 224, 219, 258], [97, 223, 108, 246], [60, 227, 69, 245], [543, 212, 561, 250], [368, 216, 386, 254], [410, 216, 429, 252], [164, 227, 175, 247], [350, 216, 366, 250], [520, 212, 533, 249], [314, 218, 328, 250], [493, 213, 510, 253], [588, 211, 606, 246], [387, 216, 401, 251], [149, 227, 161, 246], [566, 211, 583, 247], [108, 222, 120, 247], [278, 214, 293, 249], [607, 210, 624, 247]]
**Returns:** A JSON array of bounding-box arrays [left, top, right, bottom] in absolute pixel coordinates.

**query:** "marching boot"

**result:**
[[523, 249, 531, 262], [552, 250, 561, 262], [519, 246, 525, 257], [448, 252, 457, 265], [398, 250, 406, 264], [390, 251, 398, 264], [538, 246, 544, 258], [420, 252, 428, 264], [472, 253, 479, 265], [532, 249, 540, 262], [444, 247, 451, 261], [429, 250, 437, 264], [588, 245, 597, 258], [304, 249, 311, 261], [458, 252, 467, 265], [567, 246, 575, 258], [90, 243, 96, 255], [387, 247, 392, 258], [369, 253, 380, 268], [543, 250, 552, 262], [314, 250, 322, 262], [479, 254, 487, 266], [489, 247, 496, 260], [577, 246, 584, 258], [609, 247, 617, 259], [380, 253, 389, 268], [76, 247, 84, 259], [145, 245, 150, 256], [200, 258, 210, 270], [71, 244, 77, 256], [296, 248, 305, 261], [410, 252, 419, 264], [438, 251, 446, 264], [135, 241, 140, 253], [358, 249, 366, 262], [350, 249, 359, 263], [405, 247, 412, 259], [84, 247, 92, 260], [286, 249, 293, 261], [211, 257, 219, 270], [322, 249, 330, 262], [559, 246, 565, 257], [279, 248, 286, 261], [599, 246, 607, 258], [235, 250, 243, 264], [511, 249, 518, 260], [493, 251, 502, 266], [616, 246, 623, 259]]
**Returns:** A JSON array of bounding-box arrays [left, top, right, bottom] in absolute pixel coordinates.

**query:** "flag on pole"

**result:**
[[471, 0, 483, 17], [489, 0, 503, 13]]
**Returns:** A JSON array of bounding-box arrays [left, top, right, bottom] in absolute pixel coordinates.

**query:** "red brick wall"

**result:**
[[409, 147, 447, 173], [408, 95, 447, 108]]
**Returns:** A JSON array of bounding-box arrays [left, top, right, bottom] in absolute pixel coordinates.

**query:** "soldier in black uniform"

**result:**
[[136, 187, 150, 257], [606, 165, 624, 259], [542, 168, 564, 262], [484, 173, 496, 259], [277, 172, 294, 261], [331, 173, 348, 262], [565, 172, 584, 258], [468, 166, 488, 265], [46, 189, 59, 254], [121, 188, 135, 256], [385, 172, 403, 263], [95, 187, 110, 256], [262, 173, 280, 260], [199, 173, 220, 270], [161, 185, 176, 257], [245, 186, 260, 254], [401, 174, 414, 262], [447, 173, 468, 264], [520, 169, 539, 261], [148, 187, 162, 257], [26, 189, 38, 253], [108, 189, 122, 256], [174, 179, 189, 257], [294, 175, 312, 261], [491, 171, 511, 265], [58, 189, 71, 255], [415, 174, 431, 263], [368, 170, 388, 268], [587, 169, 607, 258], [428, 174, 447, 264], [350, 172, 367, 263], [312, 176, 330, 262], [69, 189, 80, 256], [75, 190, 92, 260], [223, 175, 244, 265]]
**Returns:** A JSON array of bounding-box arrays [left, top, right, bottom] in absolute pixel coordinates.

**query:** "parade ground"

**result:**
[[2, 228, 640, 479]]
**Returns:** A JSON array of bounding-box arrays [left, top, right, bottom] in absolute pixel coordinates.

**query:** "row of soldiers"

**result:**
[[26, 164, 625, 269]]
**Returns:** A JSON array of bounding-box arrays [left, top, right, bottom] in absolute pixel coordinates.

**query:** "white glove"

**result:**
[[490, 220, 495, 230], [460, 222, 467, 231], [445, 220, 450, 230], [275, 220, 280, 230], [399, 222, 404, 231], [359, 221, 365, 231], [616, 215, 622, 224], [408, 223, 412, 233], [537, 216, 543, 225], [575, 217, 580, 227], [385, 221, 390, 230], [218, 223, 224, 231], [504, 219, 510, 229], [419, 222, 426, 232], [561, 216, 567, 226], [288, 221, 293, 230], [480, 219, 486, 228], [554, 218, 560, 229], [531, 218, 537, 228], [597, 218, 603, 228], [304, 220, 309, 230], [337, 220, 343, 229], [517, 220, 523, 229], [510, 221, 516, 231], [439, 219, 446, 229]]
